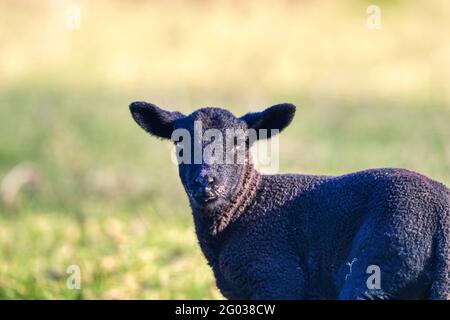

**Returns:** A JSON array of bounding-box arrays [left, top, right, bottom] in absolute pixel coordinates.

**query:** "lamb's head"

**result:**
[[129, 101, 295, 212]]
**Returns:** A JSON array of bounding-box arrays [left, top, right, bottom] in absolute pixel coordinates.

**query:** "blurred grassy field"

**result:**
[[0, 0, 449, 299]]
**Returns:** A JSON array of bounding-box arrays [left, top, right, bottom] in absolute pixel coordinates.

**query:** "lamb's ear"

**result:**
[[240, 103, 296, 139], [129, 101, 184, 139]]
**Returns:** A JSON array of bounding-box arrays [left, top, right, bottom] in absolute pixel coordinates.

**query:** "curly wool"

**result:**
[[200, 159, 261, 236], [192, 167, 450, 300], [128, 101, 449, 300]]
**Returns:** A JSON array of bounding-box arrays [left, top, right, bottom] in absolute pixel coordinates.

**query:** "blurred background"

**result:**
[[0, 0, 449, 299]]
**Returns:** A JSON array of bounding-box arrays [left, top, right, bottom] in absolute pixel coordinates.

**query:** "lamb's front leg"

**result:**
[[213, 268, 245, 300], [249, 262, 307, 300], [225, 258, 307, 300]]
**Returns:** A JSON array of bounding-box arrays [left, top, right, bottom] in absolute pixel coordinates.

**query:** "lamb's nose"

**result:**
[[193, 176, 217, 202], [194, 176, 215, 188]]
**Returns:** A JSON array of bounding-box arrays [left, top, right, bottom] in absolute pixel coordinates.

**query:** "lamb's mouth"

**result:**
[[194, 194, 218, 203]]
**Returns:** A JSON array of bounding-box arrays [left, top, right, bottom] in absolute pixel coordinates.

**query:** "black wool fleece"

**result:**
[[129, 101, 450, 300]]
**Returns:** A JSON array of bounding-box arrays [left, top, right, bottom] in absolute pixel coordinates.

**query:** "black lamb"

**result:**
[[129, 101, 450, 300]]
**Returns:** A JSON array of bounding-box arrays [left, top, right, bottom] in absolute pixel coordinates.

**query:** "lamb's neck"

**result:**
[[196, 162, 262, 237]]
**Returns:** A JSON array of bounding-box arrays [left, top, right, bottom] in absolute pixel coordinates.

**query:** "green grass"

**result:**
[[0, 0, 449, 299], [0, 208, 218, 299]]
